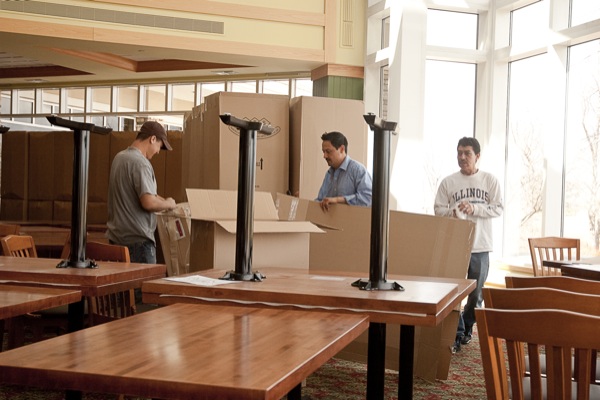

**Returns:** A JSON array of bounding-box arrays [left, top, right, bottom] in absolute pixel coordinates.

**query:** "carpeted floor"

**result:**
[[0, 327, 486, 400]]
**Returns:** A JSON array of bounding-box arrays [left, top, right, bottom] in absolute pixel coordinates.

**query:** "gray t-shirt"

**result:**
[[107, 147, 157, 245]]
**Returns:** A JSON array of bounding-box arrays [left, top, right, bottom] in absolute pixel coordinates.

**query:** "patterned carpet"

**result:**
[[0, 328, 486, 400]]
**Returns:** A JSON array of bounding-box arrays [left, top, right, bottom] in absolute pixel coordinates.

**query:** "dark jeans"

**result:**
[[110, 239, 156, 303], [456, 251, 489, 338]]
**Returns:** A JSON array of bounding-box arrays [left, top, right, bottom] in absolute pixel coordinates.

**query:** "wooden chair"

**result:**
[[528, 237, 580, 276], [506, 275, 600, 295], [0, 224, 20, 260], [61, 239, 136, 326], [477, 307, 600, 400], [480, 287, 600, 398], [0, 234, 68, 347], [504, 276, 600, 383], [0, 234, 37, 258]]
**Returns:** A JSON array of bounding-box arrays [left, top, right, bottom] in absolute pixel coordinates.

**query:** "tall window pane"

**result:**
[[423, 60, 476, 214], [14, 89, 34, 123], [200, 82, 225, 103], [0, 90, 11, 115], [90, 87, 111, 113], [142, 84, 166, 112], [293, 79, 313, 97], [571, 0, 600, 27], [427, 9, 478, 49], [262, 79, 289, 95], [229, 80, 257, 93], [505, 54, 549, 257], [116, 86, 138, 112], [511, 1, 548, 50], [170, 83, 195, 112], [564, 39, 600, 255], [66, 87, 85, 114]]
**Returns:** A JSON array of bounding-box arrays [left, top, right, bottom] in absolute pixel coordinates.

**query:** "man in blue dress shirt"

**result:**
[[316, 131, 372, 211]]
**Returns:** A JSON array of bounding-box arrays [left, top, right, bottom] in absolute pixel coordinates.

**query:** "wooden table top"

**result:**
[[143, 267, 476, 326], [0, 302, 369, 400], [560, 264, 600, 281], [0, 256, 166, 297], [543, 256, 600, 268], [0, 284, 81, 319]]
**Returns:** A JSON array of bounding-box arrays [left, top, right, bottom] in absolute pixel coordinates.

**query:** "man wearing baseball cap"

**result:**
[[107, 120, 176, 272]]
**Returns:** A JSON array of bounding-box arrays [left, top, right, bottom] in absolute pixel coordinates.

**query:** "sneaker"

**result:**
[[450, 338, 461, 354], [460, 334, 472, 345]]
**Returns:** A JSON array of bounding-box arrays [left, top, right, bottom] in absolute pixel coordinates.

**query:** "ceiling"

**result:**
[[0, 31, 317, 88]]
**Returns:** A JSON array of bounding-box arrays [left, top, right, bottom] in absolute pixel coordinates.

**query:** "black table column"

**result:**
[[47, 116, 112, 270], [218, 114, 273, 282]]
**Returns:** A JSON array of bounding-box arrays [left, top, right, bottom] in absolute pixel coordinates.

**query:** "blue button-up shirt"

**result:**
[[316, 155, 372, 206]]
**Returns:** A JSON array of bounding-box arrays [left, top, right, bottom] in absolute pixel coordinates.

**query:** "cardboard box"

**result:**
[[28, 132, 55, 201], [0, 198, 27, 221], [182, 106, 204, 192], [53, 201, 107, 225], [289, 96, 368, 199], [0, 130, 28, 201], [28, 200, 53, 222], [276, 194, 475, 381], [164, 130, 185, 203], [187, 189, 323, 271], [201, 92, 290, 197], [157, 203, 191, 276]]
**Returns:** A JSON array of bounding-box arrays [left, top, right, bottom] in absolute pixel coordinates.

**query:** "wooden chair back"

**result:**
[[477, 307, 600, 400], [0, 235, 37, 258], [528, 237, 580, 276], [506, 275, 600, 295], [82, 241, 136, 326], [0, 223, 20, 237], [484, 286, 600, 319]]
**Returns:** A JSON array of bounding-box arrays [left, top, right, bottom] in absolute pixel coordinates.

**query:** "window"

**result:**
[[422, 60, 476, 214], [504, 54, 550, 257], [571, 0, 600, 26], [142, 84, 166, 112], [426, 9, 478, 49], [564, 39, 600, 254], [510, 1, 548, 50]]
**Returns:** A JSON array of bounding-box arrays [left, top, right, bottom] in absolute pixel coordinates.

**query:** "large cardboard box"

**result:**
[[289, 96, 368, 199], [1, 131, 28, 202], [182, 106, 204, 192], [201, 92, 290, 197], [276, 194, 475, 381], [28, 131, 55, 201], [53, 131, 110, 202], [164, 131, 185, 203], [187, 189, 323, 271]]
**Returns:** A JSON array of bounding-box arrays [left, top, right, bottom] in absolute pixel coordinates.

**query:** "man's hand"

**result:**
[[320, 196, 345, 212]]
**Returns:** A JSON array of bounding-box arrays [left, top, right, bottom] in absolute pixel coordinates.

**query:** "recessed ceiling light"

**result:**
[[213, 70, 237, 76], [25, 78, 49, 83]]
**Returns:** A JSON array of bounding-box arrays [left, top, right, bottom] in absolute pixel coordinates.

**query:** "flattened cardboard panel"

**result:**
[[88, 133, 111, 202], [186, 189, 277, 221], [289, 96, 368, 199], [1, 131, 28, 200], [164, 131, 185, 203], [202, 92, 290, 197], [28, 200, 53, 221], [0, 198, 27, 221], [29, 132, 55, 200]]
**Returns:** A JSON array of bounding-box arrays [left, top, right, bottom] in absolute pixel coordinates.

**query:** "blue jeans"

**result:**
[[126, 240, 156, 264], [457, 252, 489, 338], [111, 240, 156, 303]]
